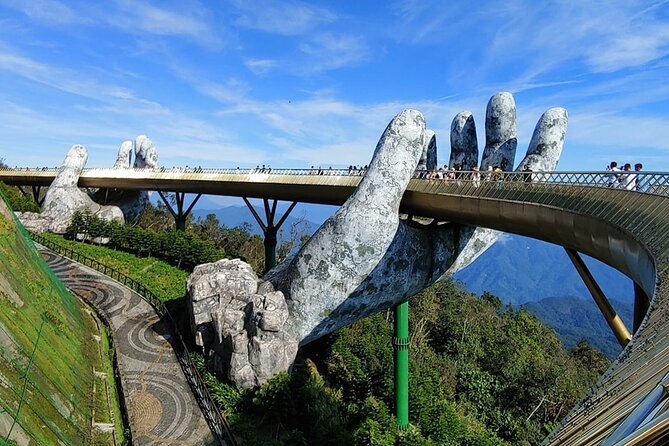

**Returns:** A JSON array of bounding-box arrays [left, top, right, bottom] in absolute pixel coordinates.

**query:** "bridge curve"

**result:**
[[2, 167, 669, 444]]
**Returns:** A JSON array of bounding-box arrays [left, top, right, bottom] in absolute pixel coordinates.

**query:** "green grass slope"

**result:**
[[0, 197, 98, 445]]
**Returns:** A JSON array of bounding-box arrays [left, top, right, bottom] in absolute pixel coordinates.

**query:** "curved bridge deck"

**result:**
[[4, 167, 669, 444]]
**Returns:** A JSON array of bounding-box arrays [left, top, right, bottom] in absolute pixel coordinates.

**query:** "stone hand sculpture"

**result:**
[[92, 135, 158, 221], [18, 145, 125, 233], [188, 92, 568, 388]]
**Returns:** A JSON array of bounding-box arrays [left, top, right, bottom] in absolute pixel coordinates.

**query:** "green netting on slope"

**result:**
[[0, 191, 95, 446]]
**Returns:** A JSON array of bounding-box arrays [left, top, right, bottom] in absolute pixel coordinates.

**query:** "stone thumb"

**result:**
[[347, 109, 425, 215], [50, 144, 87, 189]]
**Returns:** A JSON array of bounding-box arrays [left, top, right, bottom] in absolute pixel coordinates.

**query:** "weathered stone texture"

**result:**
[[18, 145, 124, 233], [93, 137, 158, 221], [187, 259, 298, 387], [417, 129, 437, 171], [113, 140, 133, 169], [450, 111, 478, 169], [187, 92, 569, 388], [481, 92, 517, 171], [517, 108, 568, 173]]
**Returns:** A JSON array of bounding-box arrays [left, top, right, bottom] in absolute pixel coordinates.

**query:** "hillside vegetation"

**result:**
[[194, 282, 609, 445], [25, 202, 610, 444], [0, 196, 100, 445], [523, 295, 633, 360]]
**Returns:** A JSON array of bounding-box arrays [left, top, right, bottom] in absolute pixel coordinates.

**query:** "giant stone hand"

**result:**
[[18, 145, 125, 233], [187, 92, 568, 388], [92, 135, 158, 221]]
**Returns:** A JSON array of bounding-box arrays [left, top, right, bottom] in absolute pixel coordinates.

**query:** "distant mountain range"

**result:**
[[453, 233, 633, 305], [522, 295, 632, 360], [191, 204, 322, 240]]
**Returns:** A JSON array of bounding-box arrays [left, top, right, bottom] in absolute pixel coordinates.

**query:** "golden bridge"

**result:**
[[2, 166, 669, 445]]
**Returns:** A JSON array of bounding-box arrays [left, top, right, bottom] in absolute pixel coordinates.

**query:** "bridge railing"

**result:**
[[29, 232, 237, 446], [3, 166, 668, 197]]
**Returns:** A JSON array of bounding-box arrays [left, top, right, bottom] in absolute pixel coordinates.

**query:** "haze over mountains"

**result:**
[[193, 201, 633, 359]]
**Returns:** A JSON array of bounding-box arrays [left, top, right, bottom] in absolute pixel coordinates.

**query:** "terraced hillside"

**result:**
[[0, 196, 99, 445]]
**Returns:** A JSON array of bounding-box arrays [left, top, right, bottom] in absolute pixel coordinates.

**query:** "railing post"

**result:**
[[393, 301, 410, 430]]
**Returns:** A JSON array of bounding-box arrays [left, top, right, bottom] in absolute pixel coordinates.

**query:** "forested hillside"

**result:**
[[523, 295, 633, 360], [200, 282, 609, 445], [2, 192, 610, 445], [454, 234, 632, 305]]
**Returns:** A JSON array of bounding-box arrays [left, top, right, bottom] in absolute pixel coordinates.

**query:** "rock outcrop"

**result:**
[[188, 92, 569, 388], [188, 259, 298, 388], [18, 145, 124, 233]]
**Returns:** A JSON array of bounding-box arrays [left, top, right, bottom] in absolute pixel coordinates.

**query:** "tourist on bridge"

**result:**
[[635, 163, 644, 191], [607, 161, 620, 187], [471, 166, 481, 188], [621, 163, 636, 190]]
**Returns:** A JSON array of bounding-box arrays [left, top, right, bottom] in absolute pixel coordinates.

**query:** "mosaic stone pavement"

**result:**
[[41, 249, 220, 446]]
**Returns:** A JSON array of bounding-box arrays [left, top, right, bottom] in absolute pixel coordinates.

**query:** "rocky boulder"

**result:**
[[187, 259, 298, 388]]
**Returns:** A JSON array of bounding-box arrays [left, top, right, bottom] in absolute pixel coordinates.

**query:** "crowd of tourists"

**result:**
[[606, 161, 644, 191]]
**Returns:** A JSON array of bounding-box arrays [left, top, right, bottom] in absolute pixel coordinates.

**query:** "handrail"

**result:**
[[2, 167, 668, 197], [28, 232, 237, 446]]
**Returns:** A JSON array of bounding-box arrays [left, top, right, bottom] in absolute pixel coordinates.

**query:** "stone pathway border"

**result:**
[[40, 248, 223, 446]]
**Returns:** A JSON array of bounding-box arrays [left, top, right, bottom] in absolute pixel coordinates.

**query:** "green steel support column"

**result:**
[[393, 301, 410, 430]]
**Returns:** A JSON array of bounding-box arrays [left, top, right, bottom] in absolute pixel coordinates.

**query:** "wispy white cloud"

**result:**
[[0, 0, 88, 25], [244, 58, 277, 75], [298, 33, 370, 73], [109, 0, 224, 48], [586, 26, 669, 72], [0, 46, 138, 102], [0, 0, 225, 48], [232, 0, 336, 35]]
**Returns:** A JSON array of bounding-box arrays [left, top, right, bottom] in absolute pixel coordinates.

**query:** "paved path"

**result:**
[[40, 249, 219, 446]]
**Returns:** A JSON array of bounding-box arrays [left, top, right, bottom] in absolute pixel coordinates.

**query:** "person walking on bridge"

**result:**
[[607, 161, 620, 187]]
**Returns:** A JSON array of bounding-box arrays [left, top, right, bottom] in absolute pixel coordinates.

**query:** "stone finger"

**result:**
[[274, 109, 426, 342], [418, 129, 437, 171], [134, 135, 158, 169], [516, 107, 568, 172], [450, 111, 478, 170], [481, 92, 517, 172], [113, 140, 133, 169], [50, 144, 87, 189]]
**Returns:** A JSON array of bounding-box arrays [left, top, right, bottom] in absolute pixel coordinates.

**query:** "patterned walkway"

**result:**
[[40, 249, 219, 446]]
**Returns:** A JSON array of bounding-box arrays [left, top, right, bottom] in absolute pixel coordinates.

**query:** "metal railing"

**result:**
[[29, 232, 237, 446], [2, 165, 668, 196]]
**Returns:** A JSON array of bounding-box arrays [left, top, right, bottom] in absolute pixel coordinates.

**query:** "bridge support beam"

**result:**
[[633, 283, 650, 334], [158, 191, 202, 231], [17, 185, 45, 206], [393, 301, 410, 430], [565, 248, 632, 347], [242, 198, 297, 273]]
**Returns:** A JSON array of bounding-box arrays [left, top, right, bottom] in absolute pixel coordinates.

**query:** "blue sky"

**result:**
[[1, 0, 668, 173]]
